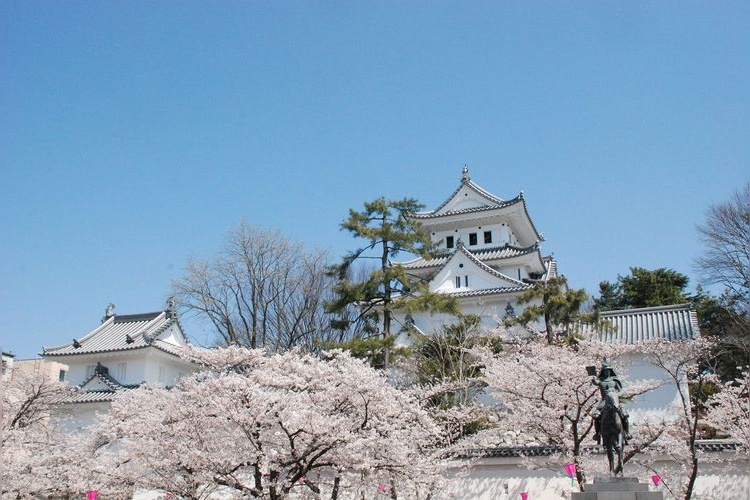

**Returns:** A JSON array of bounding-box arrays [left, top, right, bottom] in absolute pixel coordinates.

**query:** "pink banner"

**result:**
[[564, 463, 576, 477]]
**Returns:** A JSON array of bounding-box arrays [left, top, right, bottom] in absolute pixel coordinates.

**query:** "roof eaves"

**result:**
[[151, 340, 186, 358], [43, 343, 150, 357], [452, 440, 741, 459], [450, 286, 531, 298], [458, 244, 527, 286], [465, 179, 507, 206], [410, 175, 513, 218], [410, 199, 521, 219], [519, 195, 544, 243], [598, 303, 694, 317], [43, 316, 116, 353]]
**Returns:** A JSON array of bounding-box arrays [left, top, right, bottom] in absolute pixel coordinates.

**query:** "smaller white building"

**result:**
[[579, 303, 701, 420], [42, 301, 198, 429], [2, 351, 15, 382]]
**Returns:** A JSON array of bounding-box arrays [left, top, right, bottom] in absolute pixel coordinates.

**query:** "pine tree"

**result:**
[[325, 197, 458, 363], [594, 267, 690, 311], [508, 276, 590, 344]]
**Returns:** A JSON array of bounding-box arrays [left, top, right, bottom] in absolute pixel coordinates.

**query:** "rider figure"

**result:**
[[591, 357, 632, 444]]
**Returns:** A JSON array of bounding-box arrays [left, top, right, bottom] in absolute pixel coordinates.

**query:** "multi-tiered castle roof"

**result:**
[[393, 167, 556, 337]]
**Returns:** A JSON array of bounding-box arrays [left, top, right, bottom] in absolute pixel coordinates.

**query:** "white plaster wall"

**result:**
[[65, 363, 92, 385], [432, 222, 518, 252], [64, 356, 147, 386], [2, 353, 14, 381], [142, 354, 192, 387], [131, 455, 748, 500], [619, 353, 683, 422], [439, 455, 749, 500], [431, 253, 506, 295], [393, 296, 543, 343], [117, 358, 147, 384], [57, 351, 196, 387], [159, 324, 183, 345]]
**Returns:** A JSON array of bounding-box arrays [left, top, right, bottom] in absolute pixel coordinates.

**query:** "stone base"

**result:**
[[572, 477, 663, 500]]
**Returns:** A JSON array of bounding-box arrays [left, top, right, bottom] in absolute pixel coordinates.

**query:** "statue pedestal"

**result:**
[[572, 477, 663, 500]]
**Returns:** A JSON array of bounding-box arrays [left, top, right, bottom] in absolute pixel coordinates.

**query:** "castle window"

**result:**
[[446, 236, 454, 249], [455, 276, 461, 288], [469, 233, 477, 245], [464, 275, 469, 287], [58, 369, 66, 382], [484, 231, 492, 244], [116, 363, 127, 381]]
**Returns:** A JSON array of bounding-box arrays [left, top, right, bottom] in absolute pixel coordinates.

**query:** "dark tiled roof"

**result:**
[[58, 390, 123, 404], [78, 367, 139, 391], [43, 311, 185, 357], [54, 369, 141, 405], [453, 440, 742, 459], [409, 171, 544, 243], [450, 286, 531, 298], [413, 173, 514, 217], [456, 244, 531, 286], [578, 304, 700, 344], [412, 197, 524, 219], [402, 244, 541, 270]]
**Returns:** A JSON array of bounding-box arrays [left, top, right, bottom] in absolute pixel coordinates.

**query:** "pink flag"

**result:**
[[564, 463, 576, 477], [520, 492, 528, 500], [651, 474, 661, 486], [86, 492, 98, 500]]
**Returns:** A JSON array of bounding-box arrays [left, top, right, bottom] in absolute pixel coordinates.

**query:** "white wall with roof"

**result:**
[[439, 454, 748, 500], [2, 352, 14, 381]]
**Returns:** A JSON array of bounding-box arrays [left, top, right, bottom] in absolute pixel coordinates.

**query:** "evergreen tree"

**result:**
[[508, 276, 590, 344], [325, 197, 458, 358], [594, 267, 690, 310]]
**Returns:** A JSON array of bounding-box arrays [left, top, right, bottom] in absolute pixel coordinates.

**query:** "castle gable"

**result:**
[[430, 243, 529, 295]]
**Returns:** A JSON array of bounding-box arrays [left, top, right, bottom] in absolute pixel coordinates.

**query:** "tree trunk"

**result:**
[[330, 476, 340, 499], [544, 311, 554, 344]]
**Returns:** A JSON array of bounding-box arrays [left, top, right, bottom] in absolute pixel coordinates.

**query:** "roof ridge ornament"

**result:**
[[461, 164, 470, 182], [166, 296, 177, 318], [103, 303, 116, 323]]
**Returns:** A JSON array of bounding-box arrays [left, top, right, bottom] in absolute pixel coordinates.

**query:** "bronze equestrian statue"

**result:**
[[589, 358, 632, 475]]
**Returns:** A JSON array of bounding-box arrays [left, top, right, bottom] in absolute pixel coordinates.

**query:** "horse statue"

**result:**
[[600, 390, 624, 475], [589, 358, 631, 476]]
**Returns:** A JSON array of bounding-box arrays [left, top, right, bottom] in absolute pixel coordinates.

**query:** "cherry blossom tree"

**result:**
[[95, 347, 451, 499], [2, 372, 127, 498], [475, 341, 659, 491], [705, 369, 750, 449], [625, 338, 716, 500]]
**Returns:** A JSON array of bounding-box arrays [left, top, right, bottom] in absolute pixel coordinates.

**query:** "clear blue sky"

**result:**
[[2, 2, 748, 359]]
